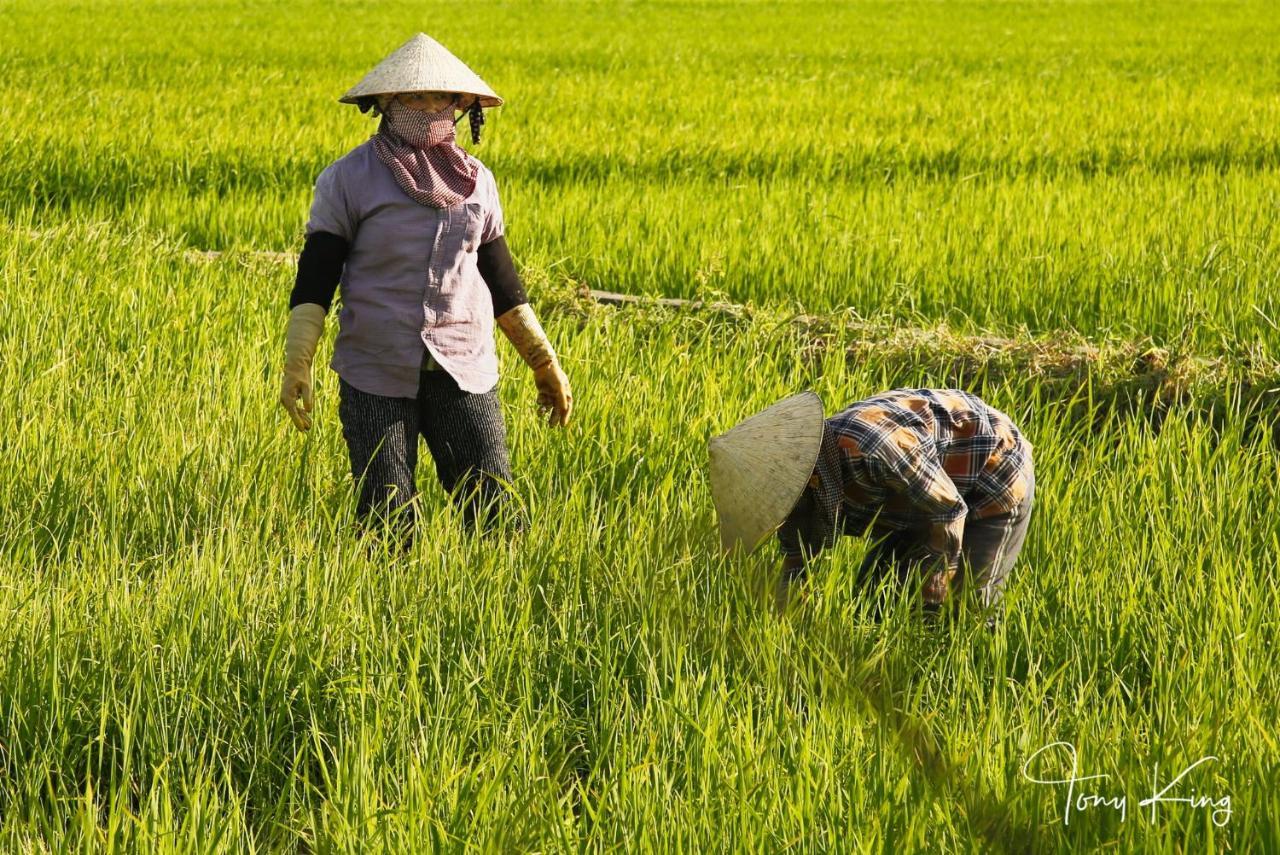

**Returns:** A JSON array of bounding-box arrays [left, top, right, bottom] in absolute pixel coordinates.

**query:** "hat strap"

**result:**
[[450, 102, 484, 145]]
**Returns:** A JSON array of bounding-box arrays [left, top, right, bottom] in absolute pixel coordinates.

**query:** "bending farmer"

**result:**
[[709, 389, 1034, 615], [279, 34, 571, 534]]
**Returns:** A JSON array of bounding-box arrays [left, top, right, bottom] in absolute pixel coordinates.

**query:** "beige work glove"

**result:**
[[279, 303, 327, 432], [496, 304, 572, 427]]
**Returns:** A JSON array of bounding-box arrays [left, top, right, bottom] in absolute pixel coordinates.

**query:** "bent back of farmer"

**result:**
[[710, 389, 1034, 620]]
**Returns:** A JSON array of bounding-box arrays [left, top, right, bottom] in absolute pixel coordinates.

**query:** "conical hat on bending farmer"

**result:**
[[279, 34, 572, 534], [709, 389, 1034, 613]]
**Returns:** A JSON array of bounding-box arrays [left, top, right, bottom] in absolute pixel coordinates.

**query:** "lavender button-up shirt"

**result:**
[[305, 139, 504, 398]]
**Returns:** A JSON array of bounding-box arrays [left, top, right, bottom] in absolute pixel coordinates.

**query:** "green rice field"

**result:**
[[2, 0, 1279, 850]]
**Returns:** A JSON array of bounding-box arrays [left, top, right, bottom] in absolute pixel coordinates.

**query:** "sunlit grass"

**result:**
[[3, 0, 1279, 342], [2, 225, 1277, 849], [2, 0, 1279, 850]]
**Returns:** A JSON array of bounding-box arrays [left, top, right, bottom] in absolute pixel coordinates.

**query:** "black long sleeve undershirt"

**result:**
[[288, 231, 529, 317], [288, 231, 348, 311], [475, 235, 529, 316]]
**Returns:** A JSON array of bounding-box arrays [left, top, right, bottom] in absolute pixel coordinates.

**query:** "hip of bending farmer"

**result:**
[[709, 389, 1034, 617], [278, 34, 571, 534]]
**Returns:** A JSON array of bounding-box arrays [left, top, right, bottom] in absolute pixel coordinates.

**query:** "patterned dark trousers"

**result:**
[[337, 368, 517, 537]]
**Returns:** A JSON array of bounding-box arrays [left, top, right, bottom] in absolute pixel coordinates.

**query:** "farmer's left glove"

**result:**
[[279, 303, 327, 432], [921, 516, 964, 606], [497, 304, 572, 427]]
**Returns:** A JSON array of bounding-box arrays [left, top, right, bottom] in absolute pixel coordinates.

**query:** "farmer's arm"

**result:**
[[867, 442, 967, 603], [289, 231, 348, 312], [778, 530, 808, 581], [279, 233, 348, 432], [280, 166, 353, 432], [776, 487, 823, 583], [476, 236, 528, 317], [774, 521, 811, 612], [478, 176, 572, 428]]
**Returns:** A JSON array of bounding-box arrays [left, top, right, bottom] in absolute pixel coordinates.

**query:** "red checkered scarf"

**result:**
[[373, 99, 479, 208]]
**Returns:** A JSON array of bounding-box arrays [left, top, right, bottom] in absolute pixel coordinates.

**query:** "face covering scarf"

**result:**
[[782, 424, 846, 555], [373, 99, 479, 208]]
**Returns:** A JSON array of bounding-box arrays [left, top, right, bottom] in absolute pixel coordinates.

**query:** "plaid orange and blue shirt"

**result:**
[[778, 389, 1034, 563]]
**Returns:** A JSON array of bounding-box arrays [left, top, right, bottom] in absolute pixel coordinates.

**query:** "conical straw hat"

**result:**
[[708, 391, 826, 554], [340, 33, 503, 108]]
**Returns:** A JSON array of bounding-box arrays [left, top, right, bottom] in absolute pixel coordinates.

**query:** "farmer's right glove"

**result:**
[[496, 304, 572, 427], [921, 516, 964, 606], [279, 303, 327, 432]]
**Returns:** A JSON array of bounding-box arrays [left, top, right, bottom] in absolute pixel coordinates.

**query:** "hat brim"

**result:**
[[708, 391, 826, 554], [339, 91, 503, 109], [339, 34, 504, 109]]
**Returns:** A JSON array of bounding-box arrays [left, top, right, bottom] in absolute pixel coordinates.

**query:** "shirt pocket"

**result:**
[[460, 201, 486, 253]]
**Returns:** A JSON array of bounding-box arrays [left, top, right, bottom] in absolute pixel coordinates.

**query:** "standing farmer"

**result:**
[[279, 34, 571, 535], [709, 389, 1034, 617]]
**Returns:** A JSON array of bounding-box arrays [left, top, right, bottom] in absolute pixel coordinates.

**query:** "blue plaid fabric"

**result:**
[[778, 389, 1033, 563]]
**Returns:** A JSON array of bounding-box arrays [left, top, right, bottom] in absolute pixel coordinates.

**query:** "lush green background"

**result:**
[[5, 0, 1280, 344], [2, 0, 1278, 851]]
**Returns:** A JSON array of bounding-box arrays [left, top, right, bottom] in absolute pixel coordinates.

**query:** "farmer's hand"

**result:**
[[925, 517, 965, 564], [497, 304, 572, 429], [921, 517, 963, 607], [279, 303, 326, 433], [533, 359, 573, 427], [922, 566, 958, 606]]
